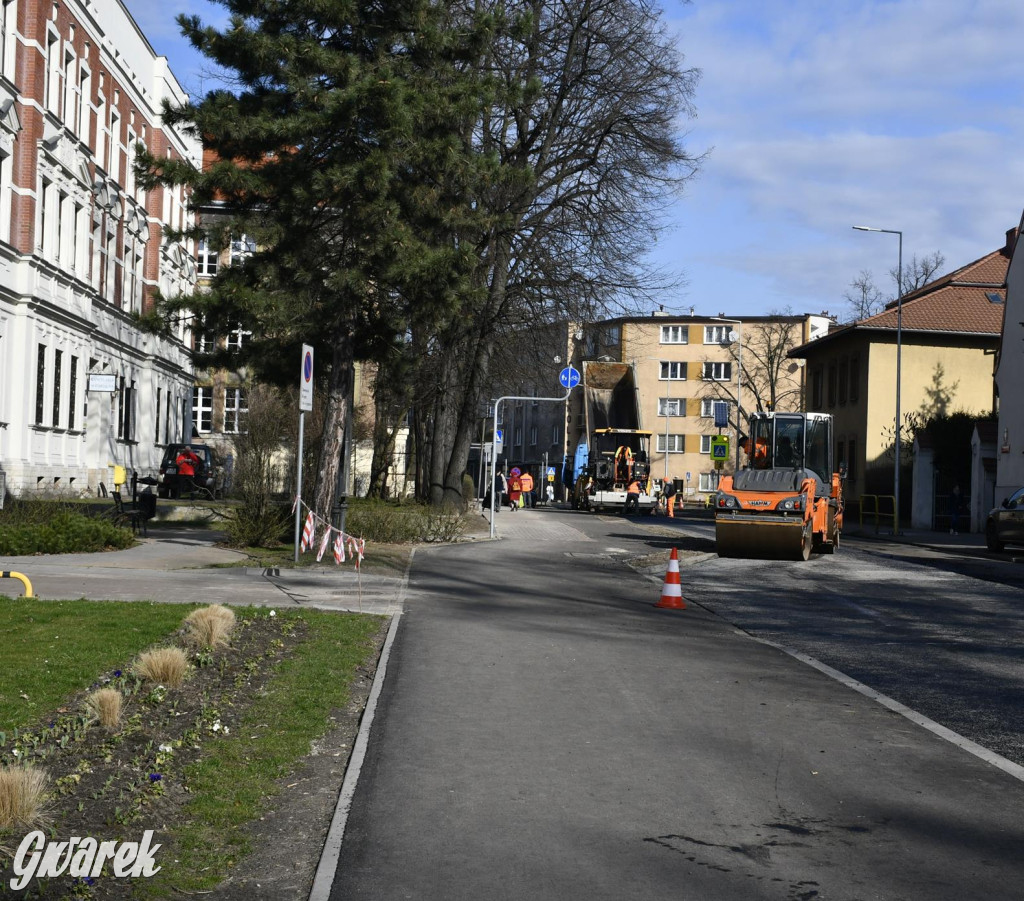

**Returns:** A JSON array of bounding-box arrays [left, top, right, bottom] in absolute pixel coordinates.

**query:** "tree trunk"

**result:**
[[312, 334, 354, 521]]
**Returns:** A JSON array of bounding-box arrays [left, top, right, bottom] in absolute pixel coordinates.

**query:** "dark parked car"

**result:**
[[985, 486, 1024, 552], [157, 443, 223, 499]]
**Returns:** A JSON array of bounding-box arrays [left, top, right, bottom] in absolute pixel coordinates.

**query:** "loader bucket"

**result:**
[[715, 515, 812, 561]]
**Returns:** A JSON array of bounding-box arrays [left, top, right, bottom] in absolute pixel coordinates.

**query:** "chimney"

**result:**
[[1007, 227, 1019, 255]]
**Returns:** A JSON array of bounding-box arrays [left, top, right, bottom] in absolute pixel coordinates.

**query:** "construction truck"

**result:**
[[714, 412, 843, 560], [569, 361, 657, 514]]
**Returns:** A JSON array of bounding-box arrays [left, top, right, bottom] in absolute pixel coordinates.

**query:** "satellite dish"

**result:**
[[728, 330, 739, 343]]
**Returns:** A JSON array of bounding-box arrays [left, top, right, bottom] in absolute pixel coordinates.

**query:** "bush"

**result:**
[[85, 688, 123, 730], [0, 511, 134, 555], [224, 501, 292, 548], [183, 605, 237, 650], [344, 500, 427, 544], [133, 647, 189, 688], [0, 765, 48, 830], [422, 505, 467, 543]]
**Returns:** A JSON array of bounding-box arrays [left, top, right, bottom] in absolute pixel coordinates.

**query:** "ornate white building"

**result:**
[[0, 0, 199, 497]]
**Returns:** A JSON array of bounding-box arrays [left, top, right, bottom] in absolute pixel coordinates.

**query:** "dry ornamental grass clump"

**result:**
[[0, 765, 48, 831], [183, 604, 237, 650], [133, 646, 189, 687], [85, 687, 123, 729]]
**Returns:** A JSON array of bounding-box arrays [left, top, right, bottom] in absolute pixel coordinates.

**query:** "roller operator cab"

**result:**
[[714, 412, 843, 561]]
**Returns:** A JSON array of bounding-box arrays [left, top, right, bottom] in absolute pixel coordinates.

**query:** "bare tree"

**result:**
[[843, 270, 884, 320], [843, 252, 946, 322], [700, 317, 807, 433], [418, 0, 704, 506]]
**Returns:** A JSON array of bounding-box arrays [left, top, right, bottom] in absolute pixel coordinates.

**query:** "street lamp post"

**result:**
[[853, 225, 903, 535]]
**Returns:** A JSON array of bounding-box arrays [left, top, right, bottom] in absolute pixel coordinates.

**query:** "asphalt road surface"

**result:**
[[330, 507, 1024, 900]]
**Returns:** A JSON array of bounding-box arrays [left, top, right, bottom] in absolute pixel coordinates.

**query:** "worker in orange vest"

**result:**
[[625, 477, 641, 515], [520, 470, 535, 508]]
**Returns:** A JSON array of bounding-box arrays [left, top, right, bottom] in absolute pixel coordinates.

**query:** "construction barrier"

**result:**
[[1, 571, 34, 598], [654, 548, 686, 610]]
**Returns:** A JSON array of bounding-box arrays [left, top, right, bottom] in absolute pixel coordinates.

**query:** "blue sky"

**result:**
[[125, 0, 1024, 319]]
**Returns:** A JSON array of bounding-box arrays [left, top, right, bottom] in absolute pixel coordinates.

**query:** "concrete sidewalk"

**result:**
[[0, 528, 407, 615]]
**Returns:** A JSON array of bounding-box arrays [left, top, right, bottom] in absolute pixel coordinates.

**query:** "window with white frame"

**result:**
[[192, 386, 213, 434], [68, 355, 78, 430], [0, 1, 18, 81], [660, 325, 688, 344], [704, 325, 730, 344], [514, 426, 522, 446], [223, 387, 248, 434], [656, 434, 685, 453], [118, 378, 136, 441], [551, 424, 561, 445], [698, 472, 719, 492], [229, 234, 256, 266], [196, 332, 215, 354], [659, 361, 686, 381], [699, 435, 714, 454], [529, 425, 537, 446], [34, 343, 46, 425], [197, 239, 218, 277], [226, 327, 251, 352], [702, 361, 732, 381], [658, 397, 684, 417], [700, 397, 732, 418]]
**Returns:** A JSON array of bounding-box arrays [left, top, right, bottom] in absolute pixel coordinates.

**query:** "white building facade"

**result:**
[[0, 0, 199, 497], [995, 215, 1024, 503]]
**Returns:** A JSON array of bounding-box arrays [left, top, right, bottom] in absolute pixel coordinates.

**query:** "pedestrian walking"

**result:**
[[486, 470, 507, 513], [508, 473, 523, 511], [175, 446, 200, 499]]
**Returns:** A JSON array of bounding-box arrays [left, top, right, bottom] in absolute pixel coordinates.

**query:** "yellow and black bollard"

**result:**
[[1, 571, 34, 597]]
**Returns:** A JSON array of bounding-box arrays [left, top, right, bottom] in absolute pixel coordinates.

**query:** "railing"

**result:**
[[858, 494, 896, 532]]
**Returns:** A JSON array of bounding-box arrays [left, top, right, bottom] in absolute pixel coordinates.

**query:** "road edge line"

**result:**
[[752, 634, 1024, 784], [307, 603, 405, 900]]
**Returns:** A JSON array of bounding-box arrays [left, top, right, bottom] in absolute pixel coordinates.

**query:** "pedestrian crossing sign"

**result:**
[[710, 436, 729, 460]]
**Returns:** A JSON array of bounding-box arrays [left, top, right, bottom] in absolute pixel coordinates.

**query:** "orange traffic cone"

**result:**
[[655, 547, 686, 609]]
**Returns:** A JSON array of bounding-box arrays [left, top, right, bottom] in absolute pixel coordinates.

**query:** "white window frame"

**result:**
[[699, 472, 719, 492], [197, 238, 218, 277], [226, 327, 251, 352], [704, 325, 730, 344], [660, 325, 688, 344], [659, 361, 686, 381], [223, 387, 247, 434], [658, 397, 684, 417], [700, 435, 713, 454], [657, 434, 685, 453], [192, 385, 213, 434], [229, 234, 256, 266], [702, 361, 732, 382]]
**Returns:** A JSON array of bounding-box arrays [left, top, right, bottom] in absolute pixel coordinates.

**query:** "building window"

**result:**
[[68, 356, 78, 430], [196, 332, 215, 354], [226, 328, 251, 352], [700, 435, 713, 454], [704, 325, 730, 344], [838, 356, 849, 405], [529, 425, 537, 447], [551, 424, 561, 445], [849, 357, 860, 404], [52, 349, 62, 427], [659, 361, 686, 381], [197, 238, 218, 277], [660, 325, 688, 344], [192, 386, 213, 434], [35, 344, 46, 425], [811, 367, 823, 410], [699, 472, 720, 492], [657, 434, 685, 453], [702, 361, 732, 381], [700, 398, 731, 418], [155, 386, 162, 444], [223, 387, 247, 434], [514, 426, 522, 447], [118, 379, 135, 441], [827, 361, 837, 407], [229, 234, 256, 266], [659, 398, 684, 417]]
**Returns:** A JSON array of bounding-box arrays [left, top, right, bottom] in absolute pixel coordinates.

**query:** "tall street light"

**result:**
[[853, 225, 903, 534]]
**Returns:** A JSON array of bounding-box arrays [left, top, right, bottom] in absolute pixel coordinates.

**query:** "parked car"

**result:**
[[985, 486, 1024, 552], [157, 443, 223, 499]]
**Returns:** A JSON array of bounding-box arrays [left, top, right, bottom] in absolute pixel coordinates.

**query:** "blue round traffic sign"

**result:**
[[559, 366, 581, 389], [303, 351, 313, 382]]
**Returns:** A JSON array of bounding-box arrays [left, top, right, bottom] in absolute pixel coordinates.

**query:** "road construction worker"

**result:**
[[625, 478, 641, 514], [739, 434, 768, 468], [615, 446, 633, 483], [520, 470, 535, 508], [661, 478, 677, 518]]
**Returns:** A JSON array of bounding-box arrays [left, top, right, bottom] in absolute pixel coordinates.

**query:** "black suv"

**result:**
[[157, 444, 223, 499]]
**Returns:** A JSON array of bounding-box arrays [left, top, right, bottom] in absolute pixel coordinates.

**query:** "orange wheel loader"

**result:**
[[714, 412, 843, 561]]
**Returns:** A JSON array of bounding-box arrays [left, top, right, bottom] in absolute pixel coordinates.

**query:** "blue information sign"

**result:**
[[559, 366, 581, 389]]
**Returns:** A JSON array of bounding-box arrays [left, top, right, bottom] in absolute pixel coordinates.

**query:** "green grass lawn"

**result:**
[[0, 599, 196, 732]]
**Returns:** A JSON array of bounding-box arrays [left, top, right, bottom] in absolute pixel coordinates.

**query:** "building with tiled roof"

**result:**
[[790, 228, 1011, 524]]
